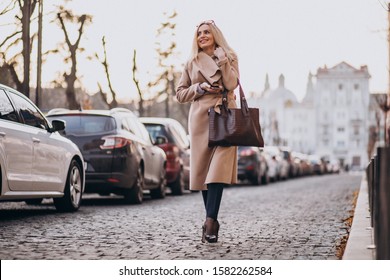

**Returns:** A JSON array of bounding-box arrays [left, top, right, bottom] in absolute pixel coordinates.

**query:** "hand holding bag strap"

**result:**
[[221, 79, 248, 113], [221, 90, 230, 116]]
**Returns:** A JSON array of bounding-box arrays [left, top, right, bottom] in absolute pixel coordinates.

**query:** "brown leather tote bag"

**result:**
[[208, 80, 264, 147]]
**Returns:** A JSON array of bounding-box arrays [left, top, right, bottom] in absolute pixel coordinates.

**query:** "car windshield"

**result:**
[[48, 115, 116, 135]]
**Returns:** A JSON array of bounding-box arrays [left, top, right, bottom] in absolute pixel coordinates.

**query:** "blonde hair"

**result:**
[[189, 21, 237, 62]]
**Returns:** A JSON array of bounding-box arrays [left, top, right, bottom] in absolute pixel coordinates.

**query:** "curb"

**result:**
[[342, 172, 375, 260]]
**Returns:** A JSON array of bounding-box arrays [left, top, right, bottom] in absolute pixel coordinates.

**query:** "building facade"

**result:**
[[248, 62, 371, 169]]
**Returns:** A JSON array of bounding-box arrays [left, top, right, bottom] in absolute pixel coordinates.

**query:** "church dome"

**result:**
[[265, 74, 298, 104]]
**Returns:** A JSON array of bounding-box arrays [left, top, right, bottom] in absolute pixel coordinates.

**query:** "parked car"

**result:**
[[292, 152, 312, 176], [46, 108, 167, 204], [262, 151, 278, 182], [139, 117, 190, 195], [263, 146, 289, 180], [0, 84, 85, 212], [279, 146, 299, 178], [323, 157, 341, 174], [309, 154, 325, 175], [237, 146, 268, 185], [329, 158, 341, 174]]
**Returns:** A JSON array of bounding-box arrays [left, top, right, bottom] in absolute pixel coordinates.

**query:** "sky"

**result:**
[[1, 0, 389, 102]]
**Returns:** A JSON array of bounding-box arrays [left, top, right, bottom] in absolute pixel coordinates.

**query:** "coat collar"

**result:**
[[194, 51, 221, 84]]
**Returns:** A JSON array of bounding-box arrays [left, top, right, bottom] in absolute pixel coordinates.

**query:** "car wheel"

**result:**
[[25, 198, 43, 205], [150, 166, 166, 199], [123, 166, 144, 204], [249, 163, 262, 186], [169, 168, 185, 195], [54, 159, 83, 212]]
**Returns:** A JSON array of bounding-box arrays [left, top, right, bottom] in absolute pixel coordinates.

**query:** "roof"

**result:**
[[316, 61, 371, 78], [46, 107, 136, 117], [261, 74, 298, 103], [139, 117, 182, 126]]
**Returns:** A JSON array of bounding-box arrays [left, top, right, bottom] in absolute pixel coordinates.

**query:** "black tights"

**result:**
[[201, 183, 226, 220]]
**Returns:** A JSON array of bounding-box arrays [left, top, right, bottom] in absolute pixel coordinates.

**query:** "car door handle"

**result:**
[[32, 137, 41, 143], [0, 132, 5, 137]]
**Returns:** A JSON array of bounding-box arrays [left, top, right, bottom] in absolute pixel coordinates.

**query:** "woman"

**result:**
[[176, 20, 239, 243]]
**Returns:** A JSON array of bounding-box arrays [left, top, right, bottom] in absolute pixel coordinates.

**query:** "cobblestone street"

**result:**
[[0, 173, 361, 260]]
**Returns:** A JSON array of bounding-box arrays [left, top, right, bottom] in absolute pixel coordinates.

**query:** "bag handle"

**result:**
[[221, 79, 249, 115], [237, 79, 249, 113]]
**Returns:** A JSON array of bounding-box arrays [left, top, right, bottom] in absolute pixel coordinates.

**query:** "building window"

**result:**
[[323, 125, 329, 135], [338, 84, 343, 90], [337, 127, 345, 133], [354, 126, 359, 135], [354, 84, 359, 90], [323, 112, 328, 121], [323, 140, 329, 147], [337, 141, 345, 147]]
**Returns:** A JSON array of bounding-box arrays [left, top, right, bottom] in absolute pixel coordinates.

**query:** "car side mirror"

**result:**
[[50, 119, 66, 132], [155, 135, 168, 145]]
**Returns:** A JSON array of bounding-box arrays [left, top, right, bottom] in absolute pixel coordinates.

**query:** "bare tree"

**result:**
[[56, 6, 92, 109], [375, 95, 390, 145], [148, 10, 179, 117], [132, 49, 145, 116], [0, 0, 38, 97], [95, 36, 117, 109]]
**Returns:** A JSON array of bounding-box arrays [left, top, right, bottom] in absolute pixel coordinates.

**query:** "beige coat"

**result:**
[[176, 51, 239, 190]]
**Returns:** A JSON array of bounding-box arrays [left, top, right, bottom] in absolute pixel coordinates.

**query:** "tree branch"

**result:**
[[0, 30, 21, 49], [57, 12, 72, 50], [0, 0, 16, 16]]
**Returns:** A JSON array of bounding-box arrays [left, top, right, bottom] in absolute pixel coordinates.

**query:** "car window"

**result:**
[[126, 116, 152, 144], [47, 115, 116, 135], [125, 117, 143, 136], [0, 89, 18, 123], [143, 124, 171, 143], [9, 91, 48, 130], [169, 124, 190, 148], [121, 118, 136, 134]]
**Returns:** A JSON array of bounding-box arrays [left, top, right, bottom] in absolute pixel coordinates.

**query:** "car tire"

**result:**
[[170, 168, 184, 196], [53, 159, 83, 212], [25, 198, 43, 205], [249, 163, 262, 186], [123, 166, 144, 204], [150, 166, 166, 199]]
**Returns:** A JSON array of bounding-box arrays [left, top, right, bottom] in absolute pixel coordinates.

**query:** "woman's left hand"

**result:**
[[207, 85, 224, 94]]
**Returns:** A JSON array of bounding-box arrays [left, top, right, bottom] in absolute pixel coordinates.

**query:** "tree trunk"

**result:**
[[64, 73, 78, 109], [21, 0, 31, 98]]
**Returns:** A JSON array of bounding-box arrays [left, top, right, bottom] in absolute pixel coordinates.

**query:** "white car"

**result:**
[[263, 146, 289, 180], [0, 84, 85, 212]]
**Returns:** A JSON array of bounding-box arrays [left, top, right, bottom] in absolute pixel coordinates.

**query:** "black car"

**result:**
[[46, 108, 167, 204], [237, 146, 269, 185]]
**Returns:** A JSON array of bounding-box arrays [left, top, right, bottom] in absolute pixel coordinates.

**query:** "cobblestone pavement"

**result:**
[[0, 173, 361, 260]]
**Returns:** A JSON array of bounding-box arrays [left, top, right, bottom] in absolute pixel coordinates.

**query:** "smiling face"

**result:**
[[197, 24, 216, 54]]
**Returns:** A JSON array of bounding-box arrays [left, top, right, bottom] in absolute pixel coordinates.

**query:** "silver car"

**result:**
[[0, 84, 85, 212]]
